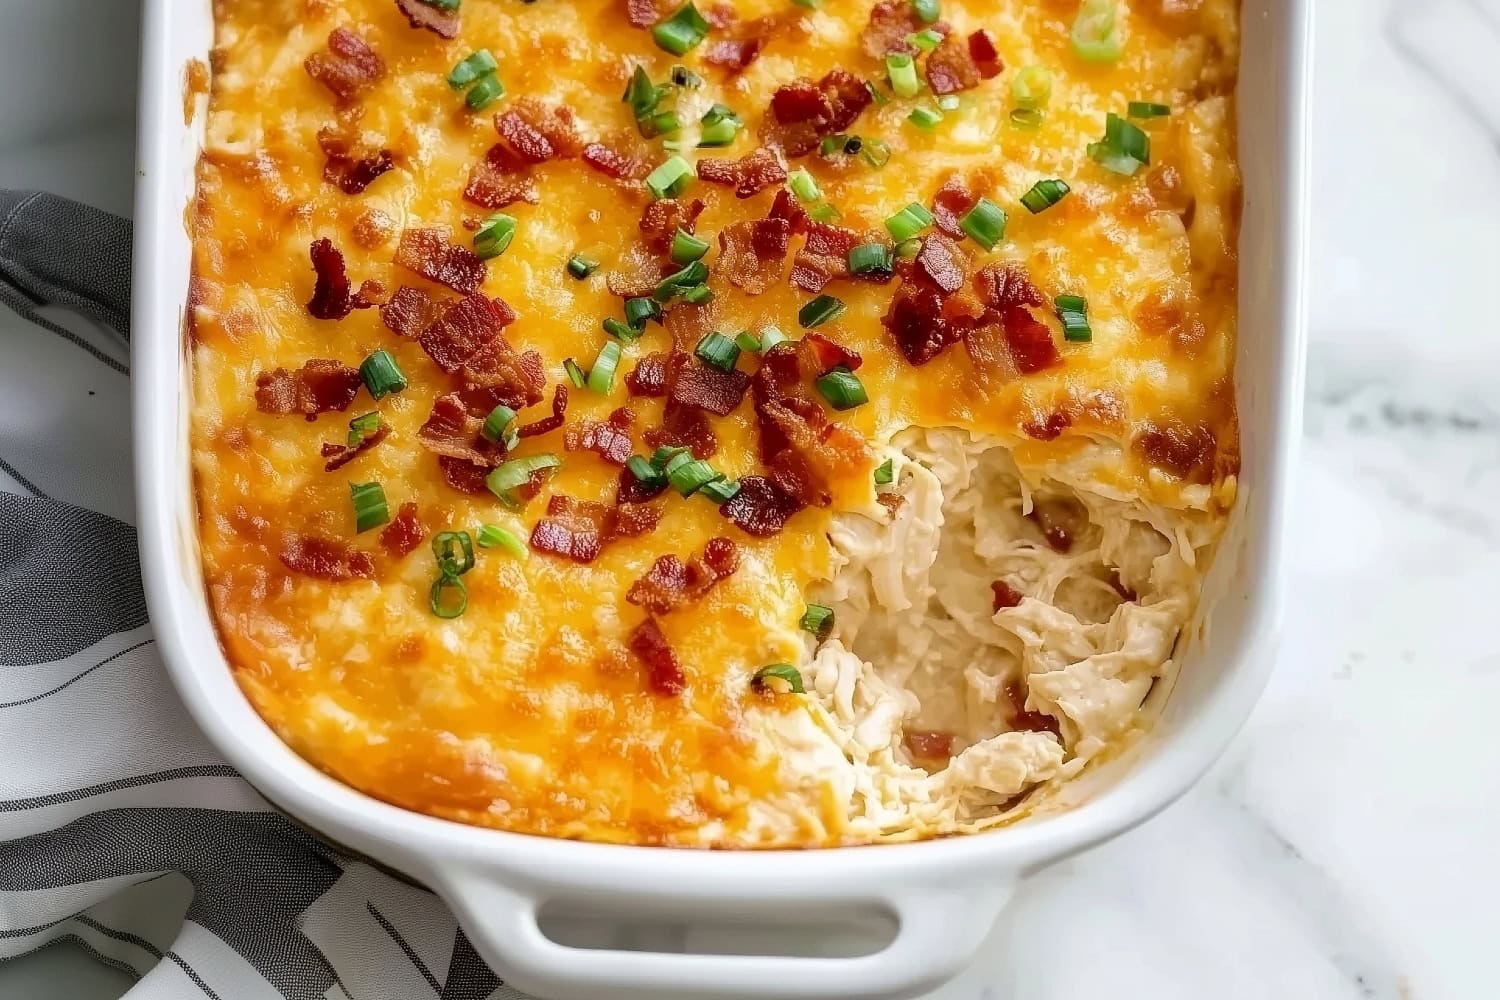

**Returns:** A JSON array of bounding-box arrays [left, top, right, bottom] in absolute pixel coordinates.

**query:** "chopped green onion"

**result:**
[[735, 330, 762, 353], [586, 342, 621, 394], [482, 404, 517, 442], [753, 663, 805, 694], [349, 481, 390, 533], [650, 445, 690, 470], [859, 138, 892, 169], [645, 155, 695, 199], [429, 573, 467, 618], [623, 65, 663, 120], [1128, 101, 1170, 119], [886, 52, 920, 98], [695, 332, 741, 373], [448, 50, 497, 90], [671, 65, 704, 88], [475, 523, 528, 559], [422, 0, 460, 10], [819, 134, 863, 157], [670, 229, 710, 264], [959, 197, 1007, 250], [1011, 65, 1053, 110], [473, 213, 517, 259], [937, 94, 961, 112], [1020, 178, 1071, 213], [799, 294, 845, 328], [884, 202, 934, 242], [668, 457, 723, 496], [1087, 112, 1150, 175], [486, 454, 560, 508], [359, 350, 406, 400], [759, 325, 789, 351], [1071, 0, 1122, 63], [698, 116, 741, 147], [701, 103, 741, 127], [908, 105, 944, 131], [624, 296, 662, 329], [815, 366, 867, 410], [848, 242, 894, 277], [653, 259, 710, 301], [602, 318, 641, 343], [699, 478, 740, 504], [874, 458, 895, 485], [799, 603, 834, 641], [563, 358, 587, 388], [912, 0, 940, 24], [627, 455, 665, 486], [1009, 107, 1044, 129], [464, 74, 505, 111], [907, 28, 943, 51], [789, 168, 821, 203], [1055, 293, 1092, 342], [895, 237, 923, 258], [808, 203, 842, 223], [347, 411, 381, 447], [652, 1, 711, 55], [681, 283, 714, 305], [567, 253, 599, 279], [644, 109, 684, 138], [432, 530, 475, 576]]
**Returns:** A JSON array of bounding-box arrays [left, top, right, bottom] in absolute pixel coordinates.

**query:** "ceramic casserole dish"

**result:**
[[133, 0, 1309, 996]]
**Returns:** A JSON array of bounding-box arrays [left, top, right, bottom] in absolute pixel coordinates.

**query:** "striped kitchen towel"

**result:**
[[0, 190, 533, 1000]]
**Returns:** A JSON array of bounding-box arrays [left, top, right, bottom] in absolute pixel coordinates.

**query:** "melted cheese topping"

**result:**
[[191, 0, 1240, 846]]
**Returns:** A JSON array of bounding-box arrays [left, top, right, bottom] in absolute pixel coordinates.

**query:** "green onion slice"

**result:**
[[681, 283, 713, 305], [486, 454, 561, 508], [668, 457, 723, 497], [429, 573, 468, 619], [699, 478, 740, 504], [908, 28, 943, 51], [734, 330, 762, 353], [698, 117, 741, 147], [753, 663, 806, 694], [482, 404, 517, 442], [627, 455, 665, 486], [448, 49, 498, 90], [1019, 178, 1071, 213], [694, 332, 741, 373], [815, 366, 868, 410], [602, 318, 642, 343], [671, 64, 703, 88], [670, 229, 710, 264], [476, 523, 528, 558], [885, 202, 934, 242], [652, 1, 711, 55], [1055, 293, 1092, 342], [650, 445, 690, 470], [859, 138, 892, 169], [1011, 65, 1053, 110], [473, 213, 517, 259], [937, 94, 961, 112], [350, 481, 390, 533], [1009, 107, 1045, 129], [798, 294, 845, 328], [432, 530, 475, 576], [567, 253, 599, 279], [464, 74, 505, 111], [563, 358, 587, 388], [799, 603, 835, 641], [645, 154, 695, 199], [909, 105, 944, 131], [1071, 0, 1122, 63], [912, 0, 940, 24], [347, 411, 381, 447], [624, 296, 663, 329], [1087, 112, 1150, 175], [789, 168, 821, 203], [586, 342, 622, 394], [874, 458, 895, 485], [623, 65, 663, 119], [959, 197, 1007, 250], [848, 242, 894, 277], [886, 52, 920, 98], [653, 259, 710, 301], [895, 237, 923, 259], [759, 325, 789, 351], [359, 350, 407, 400], [1128, 100, 1170, 119]]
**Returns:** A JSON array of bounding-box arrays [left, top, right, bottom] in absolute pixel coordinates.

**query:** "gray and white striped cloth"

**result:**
[[0, 190, 533, 1000]]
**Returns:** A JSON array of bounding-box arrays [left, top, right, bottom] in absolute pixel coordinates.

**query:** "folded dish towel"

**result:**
[[0, 190, 531, 1000]]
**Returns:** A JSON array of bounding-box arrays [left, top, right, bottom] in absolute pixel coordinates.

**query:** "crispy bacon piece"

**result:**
[[616, 465, 671, 504], [395, 0, 460, 36], [975, 262, 1045, 312], [1006, 683, 1061, 736], [703, 37, 763, 71], [380, 285, 439, 337], [307, 237, 359, 320], [395, 227, 488, 294], [304, 28, 385, 105], [751, 342, 868, 506], [803, 332, 862, 374], [1133, 420, 1217, 483], [717, 218, 791, 294], [417, 293, 516, 374], [582, 141, 650, 182], [460, 337, 546, 412], [629, 618, 686, 696], [495, 110, 557, 164], [720, 474, 804, 537], [255, 360, 362, 420], [625, 0, 661, 26], [926, 30, 988, 95], [317, 125, 395, 195], [696, 147, 788, 199], [670, 354, 750, 416], [321, 423, 390, 471], [464, 144, 540, 210], [1022, 410, 1071, 441], [1029, 497, 1087, 553], [379, 502, 426, 558], [439, 456, 493, 495], [639, 198, 705, 253], [645, 402, 718, 459], [280, 534, 374, 580], [1002, 306, 1060, 374], [914, 232, 968, 295], [765, 191, 808, 237], [790, 222, 858, 292], [627, 537, 740, 614], [418, 393, 507, 466], [517, 384, 569, 438], [564, 408, 635, 465], [626, 353, 670, 397], [765, 68, 872, 157], [991, 579, 1024, 611], [967, 30, 1004, 79], [931, 176, 978, 239], [884, 281, 954, 366], [505, 98, 584, 158], [530, 494, 661, 563], [861, 0, 938, 56]]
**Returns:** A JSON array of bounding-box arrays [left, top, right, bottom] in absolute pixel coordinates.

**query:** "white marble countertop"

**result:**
[[2, 0, 1494, 997]]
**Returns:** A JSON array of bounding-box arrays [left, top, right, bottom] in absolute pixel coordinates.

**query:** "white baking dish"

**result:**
[[131, 3, 1309, 997]]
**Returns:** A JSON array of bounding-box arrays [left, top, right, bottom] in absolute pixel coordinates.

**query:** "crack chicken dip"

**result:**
[[190, 0, 1240, 847]]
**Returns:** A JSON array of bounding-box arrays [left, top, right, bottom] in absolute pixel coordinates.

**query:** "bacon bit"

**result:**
[[926, 31, 983, 95], [380, 285, 439, 337], [905, 729, 955, 762], [304, 28, 385, 105], [317, 125, 395, 195], [625, 0, 661, 27], [790, 221, 858, 292], [530, 494, 661, 563], [464, 144, 540, 210], [629, 618, 686, 696], [255, 360, 362, 420], [702, 1, 737, 28], [876, 491, 907, 517], [322, 423, 390, 471], [765, 68, 873, 157], [931, 176, 978, 239], [861, 0, 923, 56], [517, 384, 569, 438], [662, 296, 721, 351], [703, 37, 763, 71], [495, 110, 558, 164], [914, 233, 967, 295], [1003, 306, 1061, 374], [639, 198, 705, 253], [991, 580, 1024, 611], [417, 293, 516, 374], [720, 474, 804, 537], [1029, 497, 1087, 553], [750, 342, 868, 506], [767, 189, 810, 234], [280, 534, 375, 580], [354, 279, 386, 308], [645, 402, 718, 459], [1133, 420, 1217, 483], [967, 30, 1004, 79], [696, 147, 788, 199], [670, 354, 751, 417], [627, 537, 740, 614], [616, 465, 670, 504], [307, 237, 362, 320], [564, 408, 635, 466], [717, 219, 791, 295], [626, 353, 670, 397], [394, 0, 459, 38], [1006, 683, 1061, 736], [975, 262, 1045, 312], [506, 98, 584, 158], [418, 393, 507, 466], [1023, 410, 1071, 441], [379, 502, 426, 558], [883, 281, 954, 366], [395, 227, 488, 294], [804, 332, 862, 374], [460, 338, 546, 412], [582, 141, 650, 182], [438, 456, 493, 495]]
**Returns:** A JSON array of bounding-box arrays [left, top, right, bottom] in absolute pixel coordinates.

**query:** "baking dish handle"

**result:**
[[436, 873, 1011, 1000]]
